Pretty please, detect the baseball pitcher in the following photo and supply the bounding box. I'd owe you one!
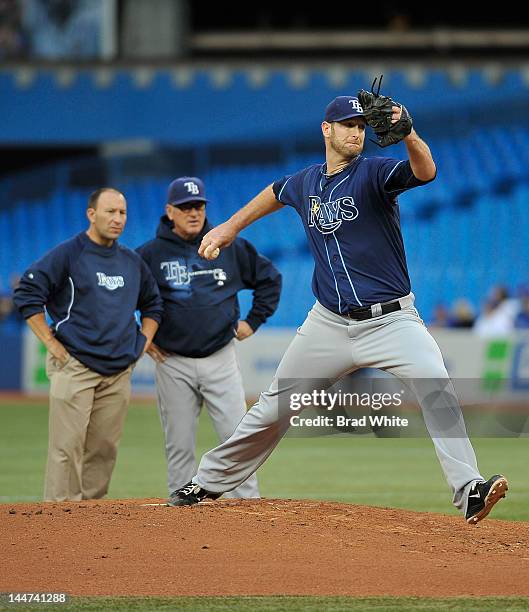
[168,84,508,524]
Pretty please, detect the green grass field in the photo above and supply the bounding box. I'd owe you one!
[1,401,528,611]
[1,401,528,521]
[2,595,529,611]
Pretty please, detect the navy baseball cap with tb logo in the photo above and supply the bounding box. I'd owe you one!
[324,96,365,122]
[167,177,208,206]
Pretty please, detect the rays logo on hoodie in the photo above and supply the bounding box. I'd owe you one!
[96,272,124,291]
[161,260,190,286]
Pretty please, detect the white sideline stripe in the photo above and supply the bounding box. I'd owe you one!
[55,276,74,331]
[0,498,171,505]
[0,496,41,502]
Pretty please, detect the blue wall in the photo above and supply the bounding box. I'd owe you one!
[2,67,528,145]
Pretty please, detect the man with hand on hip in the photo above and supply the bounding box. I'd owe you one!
[137,177,281,504]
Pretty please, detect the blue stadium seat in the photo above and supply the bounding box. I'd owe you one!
[3,111,529,324]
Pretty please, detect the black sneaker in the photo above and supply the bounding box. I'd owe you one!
[168,481,221,507]
[465,475,508,525]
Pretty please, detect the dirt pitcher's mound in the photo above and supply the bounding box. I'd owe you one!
[1,498,529,597]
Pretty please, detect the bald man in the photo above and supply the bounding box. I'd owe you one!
[14,188,163,501]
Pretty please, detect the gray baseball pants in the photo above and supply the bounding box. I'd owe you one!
[155,340,259,499]
[194,297,483,514]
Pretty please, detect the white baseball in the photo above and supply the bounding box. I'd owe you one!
[204,244,220,259]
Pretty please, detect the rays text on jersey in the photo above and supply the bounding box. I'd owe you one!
[308,196,359,233]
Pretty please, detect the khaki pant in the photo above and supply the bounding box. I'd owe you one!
[44,353,133,502]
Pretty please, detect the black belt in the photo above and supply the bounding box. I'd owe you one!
[342,300,403,321]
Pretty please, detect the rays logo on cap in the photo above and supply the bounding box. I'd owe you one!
[349,99,363,113]
[324,96,365,122]
[184,181,200,195]
[167,176,207,206]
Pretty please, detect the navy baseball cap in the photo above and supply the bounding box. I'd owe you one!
[167,177,207,206]
[324,96,365,123]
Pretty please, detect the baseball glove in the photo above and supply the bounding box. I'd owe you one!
[358,75,413,148]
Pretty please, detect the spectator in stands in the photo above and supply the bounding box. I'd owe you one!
[473,285,518,337]
[0,0,27,59]
[514,286,529,329]
[450,298,475,329]
[386,10,411,32]
[0,275,23,329]
[429,302,450,328]
[21,0,102,59]
[0,293,15,324]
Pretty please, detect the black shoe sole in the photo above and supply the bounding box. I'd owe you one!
[466,477,509,525]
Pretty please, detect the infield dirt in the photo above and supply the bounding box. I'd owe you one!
[1,498,528,597]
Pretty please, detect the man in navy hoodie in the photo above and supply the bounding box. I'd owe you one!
[14,188,163,501]
[137,177,281,503]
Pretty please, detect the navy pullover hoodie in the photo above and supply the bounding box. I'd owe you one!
[136,217,282,358]
[14,232,163,375]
